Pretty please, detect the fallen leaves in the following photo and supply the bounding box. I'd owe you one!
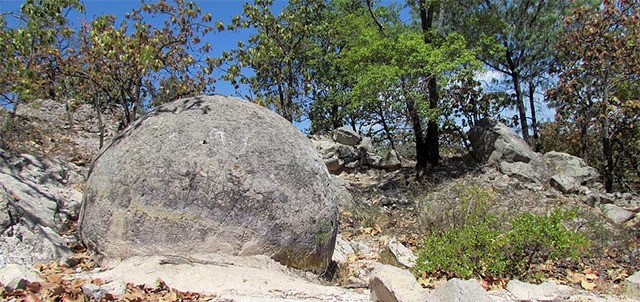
[567,268,599,290]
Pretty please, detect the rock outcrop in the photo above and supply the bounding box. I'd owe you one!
[79,95,339,272]
[469,117,640,226]
[469,117,547,183]
[0,148,84,269]
[312,131,401,174]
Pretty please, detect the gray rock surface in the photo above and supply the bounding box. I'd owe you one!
[0,263,43,290]
[600,204,635,224]
[468,118,541,165]
[544,151,600,186]
[0,149,83,268]
[369,264,430,302]
[83,255,368,302]
[499,161,545,183]
[387,237,416,268]
[625,271,640,300]
[506,280,569,302]
[79,95,338,272]
[432,278,493,302]
[332,127,362,146]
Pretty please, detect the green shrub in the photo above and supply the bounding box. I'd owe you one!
[415,207,589,279]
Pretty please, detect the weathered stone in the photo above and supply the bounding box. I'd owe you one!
[625,271,640,300]
[335,144,359,163]
[600,204,635,224]
[332,234,355,265]
[0,150,78,268]
[506,280,569,302]
[387,238,416,268]
[0,264,43,290]
[84,255,369,302]
[550,174,579,194]
[79,95,338,272]
[499,161,545,183]
[325,155,341,173]
[357,137,373,156]
[332,127,361,146]
[369,264,431,302]
[544,151,600,189]
[369,150,402,171]
[468,117,540,165]
[431,278,492,302]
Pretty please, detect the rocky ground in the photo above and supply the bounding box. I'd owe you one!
[1,99,639,301]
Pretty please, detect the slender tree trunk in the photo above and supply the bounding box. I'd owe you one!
[506,49,529,143]
[406,96,428,170]
[96,101,105,149]
[528,80,540,151]
[419,0,440,168]
[602,85,614,192]
[580,95,593,163]
[512,72,529,143]
[426,76,439,166]
[377,107,398,155]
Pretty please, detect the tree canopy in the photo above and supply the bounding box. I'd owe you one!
[1,0,638,190]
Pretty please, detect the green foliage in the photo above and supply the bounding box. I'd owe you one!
[0,0,84,107]
[223,0,327,122]
[415,200,589,279]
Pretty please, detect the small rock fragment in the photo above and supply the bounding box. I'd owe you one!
[369,264,430,302]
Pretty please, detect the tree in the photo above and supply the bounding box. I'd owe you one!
[0,0,83,116]
[223,0,327,123]
[66,0,217,146]
[550,0,640,192]
[457,0,569,145]
[341,1,478,171]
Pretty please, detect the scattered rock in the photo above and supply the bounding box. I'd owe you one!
[332,234,356,265]
[431,278,493,302]
[506,279,570,302]
[625,271,640,300]
[79,95,339,272]
[369,264,430,302]
[500,161,545,183]
[81,281,126,300]
[387,237,416,268]
[599,204,635,224]
[332,127,362,146]
[311,132,401,173]
[0,264,43,290]
[550,174,580,194]
[468,117,541,165]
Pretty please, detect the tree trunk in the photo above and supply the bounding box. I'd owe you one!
[602,85,614,192]
[512,72,529,143]
[506,50,529,143]
[419,0,440,168]
[528,80,540,151]
[602,118,613,192]
[426,76,439,166]
[403,79,428,170]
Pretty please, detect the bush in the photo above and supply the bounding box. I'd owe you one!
[415,207,589,279]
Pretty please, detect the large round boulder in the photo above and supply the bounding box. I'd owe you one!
[79,95,338,272]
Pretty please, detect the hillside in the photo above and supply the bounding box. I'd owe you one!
[1,98,639,302]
